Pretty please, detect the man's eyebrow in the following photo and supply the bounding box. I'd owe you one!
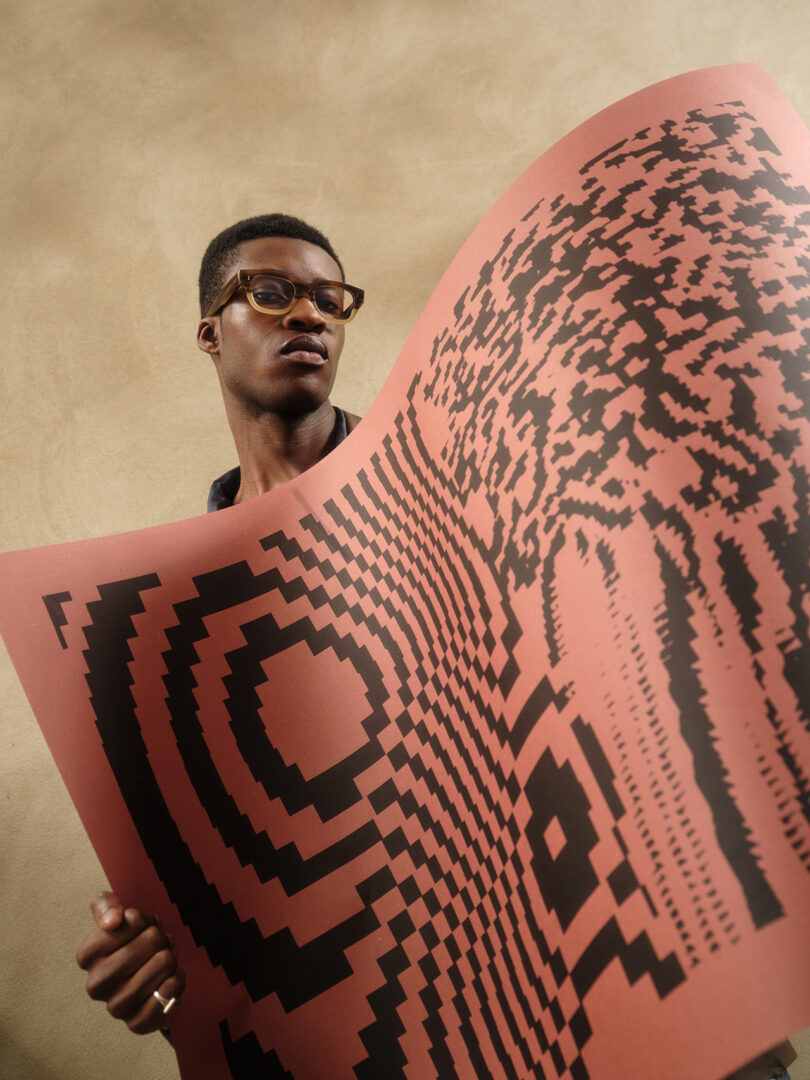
[247,270,343,282]
[246,268,344,284]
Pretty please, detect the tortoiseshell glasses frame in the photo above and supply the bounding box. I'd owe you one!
[204,269,365,323]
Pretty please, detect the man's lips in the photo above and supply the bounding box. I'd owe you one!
[279,334,328,365]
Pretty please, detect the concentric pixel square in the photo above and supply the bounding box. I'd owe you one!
[2,65,810,1080]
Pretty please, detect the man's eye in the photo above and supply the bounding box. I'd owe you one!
[253,289,287,307]
[316,289,345,316]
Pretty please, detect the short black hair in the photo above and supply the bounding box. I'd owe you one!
[198,213,344,315]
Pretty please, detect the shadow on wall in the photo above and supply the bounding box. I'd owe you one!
[790,1026,810,1080]
[0,1030,76,1080]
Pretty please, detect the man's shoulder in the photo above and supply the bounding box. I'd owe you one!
[343,410,362,434]
[207,466,241,513]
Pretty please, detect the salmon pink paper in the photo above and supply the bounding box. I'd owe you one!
[2,64,809,1079]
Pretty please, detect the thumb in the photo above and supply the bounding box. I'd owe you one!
[90,891,125,930]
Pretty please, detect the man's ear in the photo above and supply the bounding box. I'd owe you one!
[197,317,220,356]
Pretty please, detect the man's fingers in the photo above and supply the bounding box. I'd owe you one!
[76,894,185,1036]
[126,970,185,1036]
[104,941,177,1021]
[76,908,157,969]
[84,923,171,1002]
[90,891,124,931]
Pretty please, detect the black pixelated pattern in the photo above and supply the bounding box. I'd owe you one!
[24,88,810,1078]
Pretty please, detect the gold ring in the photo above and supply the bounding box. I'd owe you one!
[152,990,177,1015]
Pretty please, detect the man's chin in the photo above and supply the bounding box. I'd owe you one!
[252,390,334,418]
[223,371,337,420]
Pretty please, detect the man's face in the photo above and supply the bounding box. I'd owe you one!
[199,236,347,417]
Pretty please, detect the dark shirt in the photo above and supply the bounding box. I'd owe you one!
[206,407,349,512]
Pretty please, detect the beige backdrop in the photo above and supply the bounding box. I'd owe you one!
[2,2,810,1077]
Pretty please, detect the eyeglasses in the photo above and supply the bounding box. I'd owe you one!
[204,269,365,323]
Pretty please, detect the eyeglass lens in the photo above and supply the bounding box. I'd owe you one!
[249,275,355,320]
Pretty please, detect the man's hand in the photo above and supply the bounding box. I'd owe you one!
[75,891,185,1035]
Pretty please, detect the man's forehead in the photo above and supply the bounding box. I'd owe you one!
[233,236,342,281]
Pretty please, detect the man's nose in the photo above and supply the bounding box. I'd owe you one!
[281,295,325,329]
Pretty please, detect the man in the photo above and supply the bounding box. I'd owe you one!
[196,214,363,508]
[75,211,364,1035]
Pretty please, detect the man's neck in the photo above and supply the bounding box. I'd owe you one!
[226,402,339,503]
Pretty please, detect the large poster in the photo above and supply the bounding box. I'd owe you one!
[1,64,809,1079]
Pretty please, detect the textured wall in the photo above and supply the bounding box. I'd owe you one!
[2,2,810,1077]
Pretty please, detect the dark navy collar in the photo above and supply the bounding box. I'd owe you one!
[207,406,349,512]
